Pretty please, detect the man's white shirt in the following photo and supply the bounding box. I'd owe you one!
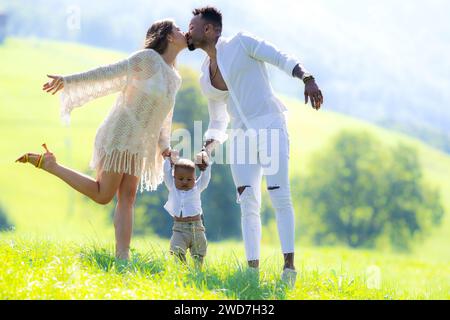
[200,31,306,143]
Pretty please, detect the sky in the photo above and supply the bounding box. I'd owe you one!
[1,0,449,147]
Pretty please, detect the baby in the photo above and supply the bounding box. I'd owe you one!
[163,150,211,267]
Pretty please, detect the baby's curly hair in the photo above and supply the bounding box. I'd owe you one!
[174,158,196,173]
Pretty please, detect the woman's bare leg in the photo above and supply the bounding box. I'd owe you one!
[20,151,143,260]
[23,152,123,205]
[114,173,139,260]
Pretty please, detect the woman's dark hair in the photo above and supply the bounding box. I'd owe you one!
[192,6,222,31]
[144,19,175,54]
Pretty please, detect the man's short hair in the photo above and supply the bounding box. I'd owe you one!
[192,6,222,31]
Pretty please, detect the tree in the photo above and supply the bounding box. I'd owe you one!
[301,130,444,250]
[0,204,13,232]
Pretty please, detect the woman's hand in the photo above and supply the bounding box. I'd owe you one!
[42,75,64,95]
[161,148,171,158]
[170,150,180,165]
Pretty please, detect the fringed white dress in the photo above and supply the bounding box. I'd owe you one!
[60,49,181,192]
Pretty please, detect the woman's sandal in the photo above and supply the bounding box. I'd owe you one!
[15,143,50,169]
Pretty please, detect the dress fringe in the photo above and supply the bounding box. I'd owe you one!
[90,148,164,193]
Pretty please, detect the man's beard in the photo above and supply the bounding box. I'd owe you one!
[186,34,196,51]
[187,43,196,51]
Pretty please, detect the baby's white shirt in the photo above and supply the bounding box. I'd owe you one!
[162,158,211,217]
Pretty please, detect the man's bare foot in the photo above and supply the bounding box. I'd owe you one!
[248,260,259,268]
[283,252,295,270]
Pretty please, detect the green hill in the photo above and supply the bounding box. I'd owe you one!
[0,38,449,258]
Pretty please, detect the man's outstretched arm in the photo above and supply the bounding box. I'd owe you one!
[238,32,324,110]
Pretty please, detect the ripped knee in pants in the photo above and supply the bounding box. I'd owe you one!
[236,185,255,205]
[237,185,251,195]
[267,185,294,211]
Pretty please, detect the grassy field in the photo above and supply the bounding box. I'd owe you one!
[0,38,449,299]
[1,234,449,300]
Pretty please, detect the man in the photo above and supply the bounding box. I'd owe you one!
[186,6,323,287]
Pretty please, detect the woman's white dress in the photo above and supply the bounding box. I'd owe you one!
[60,49,181,192]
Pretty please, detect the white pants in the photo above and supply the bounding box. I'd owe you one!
[229,114,295,261]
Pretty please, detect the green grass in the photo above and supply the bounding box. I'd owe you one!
[1,38,449,299]
[1,234,448,299]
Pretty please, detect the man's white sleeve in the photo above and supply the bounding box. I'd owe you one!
[204,98,229,144]
[238,32,307,77]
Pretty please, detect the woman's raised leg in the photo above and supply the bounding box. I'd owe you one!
[19,151,123,205]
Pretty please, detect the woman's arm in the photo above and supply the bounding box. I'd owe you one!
[158,107,174,152]
[59,56,130,124]
[43,50,155,124]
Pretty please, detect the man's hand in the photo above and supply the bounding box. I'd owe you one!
[292,64,324,111]
[195,151,209,171]
[195,139,217,171]
[304,79,323,111]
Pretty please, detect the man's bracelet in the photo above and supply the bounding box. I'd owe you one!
[202,139,215,152]
[302,75,315,84]
[201,145,210,156]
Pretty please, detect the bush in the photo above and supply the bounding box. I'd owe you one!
[300,130,444,250]
[0,205,13,232]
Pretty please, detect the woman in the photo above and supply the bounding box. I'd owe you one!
[16,19,187,260]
